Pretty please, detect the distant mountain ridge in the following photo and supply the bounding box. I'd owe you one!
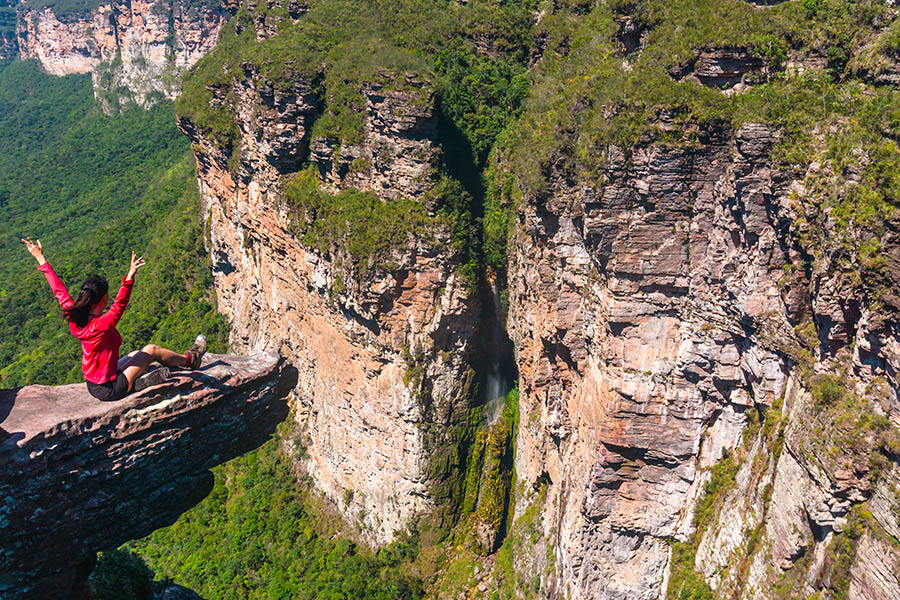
[7,0,232,111]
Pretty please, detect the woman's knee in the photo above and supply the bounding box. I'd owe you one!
[141,343,159,355]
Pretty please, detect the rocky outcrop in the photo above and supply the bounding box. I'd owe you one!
[182,66,479,544]
[676,47,768,90]
[16,0,231,111]
[0,353,295,600]
[504,118,900,599]
[309,75,441,200]
[157,583,206,600]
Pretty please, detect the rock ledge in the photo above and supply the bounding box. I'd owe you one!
[0,352,295,600]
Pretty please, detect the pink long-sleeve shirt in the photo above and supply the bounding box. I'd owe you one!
[38,262,134,384]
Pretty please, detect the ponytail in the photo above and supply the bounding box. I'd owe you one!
[64,275,108,328]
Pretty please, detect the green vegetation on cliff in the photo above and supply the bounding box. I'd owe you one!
[129,433,425,600]
[177,0,539,287]
[178,0,536,166]
[283,167,434,275]
[667,451,739,600]
[21,0,224,21]
[0,59,228,387]
[21,0,108,20]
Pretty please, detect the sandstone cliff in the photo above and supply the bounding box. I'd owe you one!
[16,0,231,111]
[134,1,900,598]
[179,55,481,543]
[501,123,898,599]
[0,353,294,599]
[484,2,900,599]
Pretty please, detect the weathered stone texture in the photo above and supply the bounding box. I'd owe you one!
[182,69,478,544]
[506,118,900,599]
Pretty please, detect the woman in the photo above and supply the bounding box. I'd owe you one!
[22,237,207,401]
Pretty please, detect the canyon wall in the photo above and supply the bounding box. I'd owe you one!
[180,67,481,544]
[7,0,888,597]
[16,0,230,111]
[171,2,900,598]
[503,120,900,598]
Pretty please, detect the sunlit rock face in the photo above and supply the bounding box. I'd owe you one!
[0,353,294,600]
[180,66,480,545]
[506,120,900,599]
[16,0,231,111]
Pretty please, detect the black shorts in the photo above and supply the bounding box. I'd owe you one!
[86,370,131,402]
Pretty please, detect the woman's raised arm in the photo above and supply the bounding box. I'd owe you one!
[94,251,143,329]
[23,238,74,310]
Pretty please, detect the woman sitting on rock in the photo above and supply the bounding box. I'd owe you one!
[22,237,207,401]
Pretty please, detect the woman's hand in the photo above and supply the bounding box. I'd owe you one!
[21,238,46,265]
[126,251,146,281]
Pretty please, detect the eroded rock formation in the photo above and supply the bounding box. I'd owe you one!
[677,47,769,90]
[0,353,294,599]
[16,0,231,111]
[182,66,479,544]
[502,116,900,598]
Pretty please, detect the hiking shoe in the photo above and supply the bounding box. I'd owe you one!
[185,334,207,370]
[133,367,171,392]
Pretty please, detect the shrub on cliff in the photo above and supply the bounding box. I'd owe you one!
[282,167,434,276]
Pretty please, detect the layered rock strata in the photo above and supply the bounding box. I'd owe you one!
[17,0,230,110]
[678,47,769,89]
[0,352,294,600]
[505,121,900,599]
[182,69,478,544]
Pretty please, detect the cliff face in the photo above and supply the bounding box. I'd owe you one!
[505,123,895,598]
[160,1,900,598]
[16,0,230,111]
[496,6,900,599]
[0,353,293,600]
[181,65,479,544]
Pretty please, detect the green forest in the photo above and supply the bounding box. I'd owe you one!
[126,433,425,600]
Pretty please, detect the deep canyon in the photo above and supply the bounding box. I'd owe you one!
[3,0,900,599]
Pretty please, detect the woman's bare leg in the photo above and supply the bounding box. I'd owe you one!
[143,344,188,368]
[122,343,187,390]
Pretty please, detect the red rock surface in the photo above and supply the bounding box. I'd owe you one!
[0,353,294,600]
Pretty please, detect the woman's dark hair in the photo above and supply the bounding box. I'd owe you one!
[64,275,108,328]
